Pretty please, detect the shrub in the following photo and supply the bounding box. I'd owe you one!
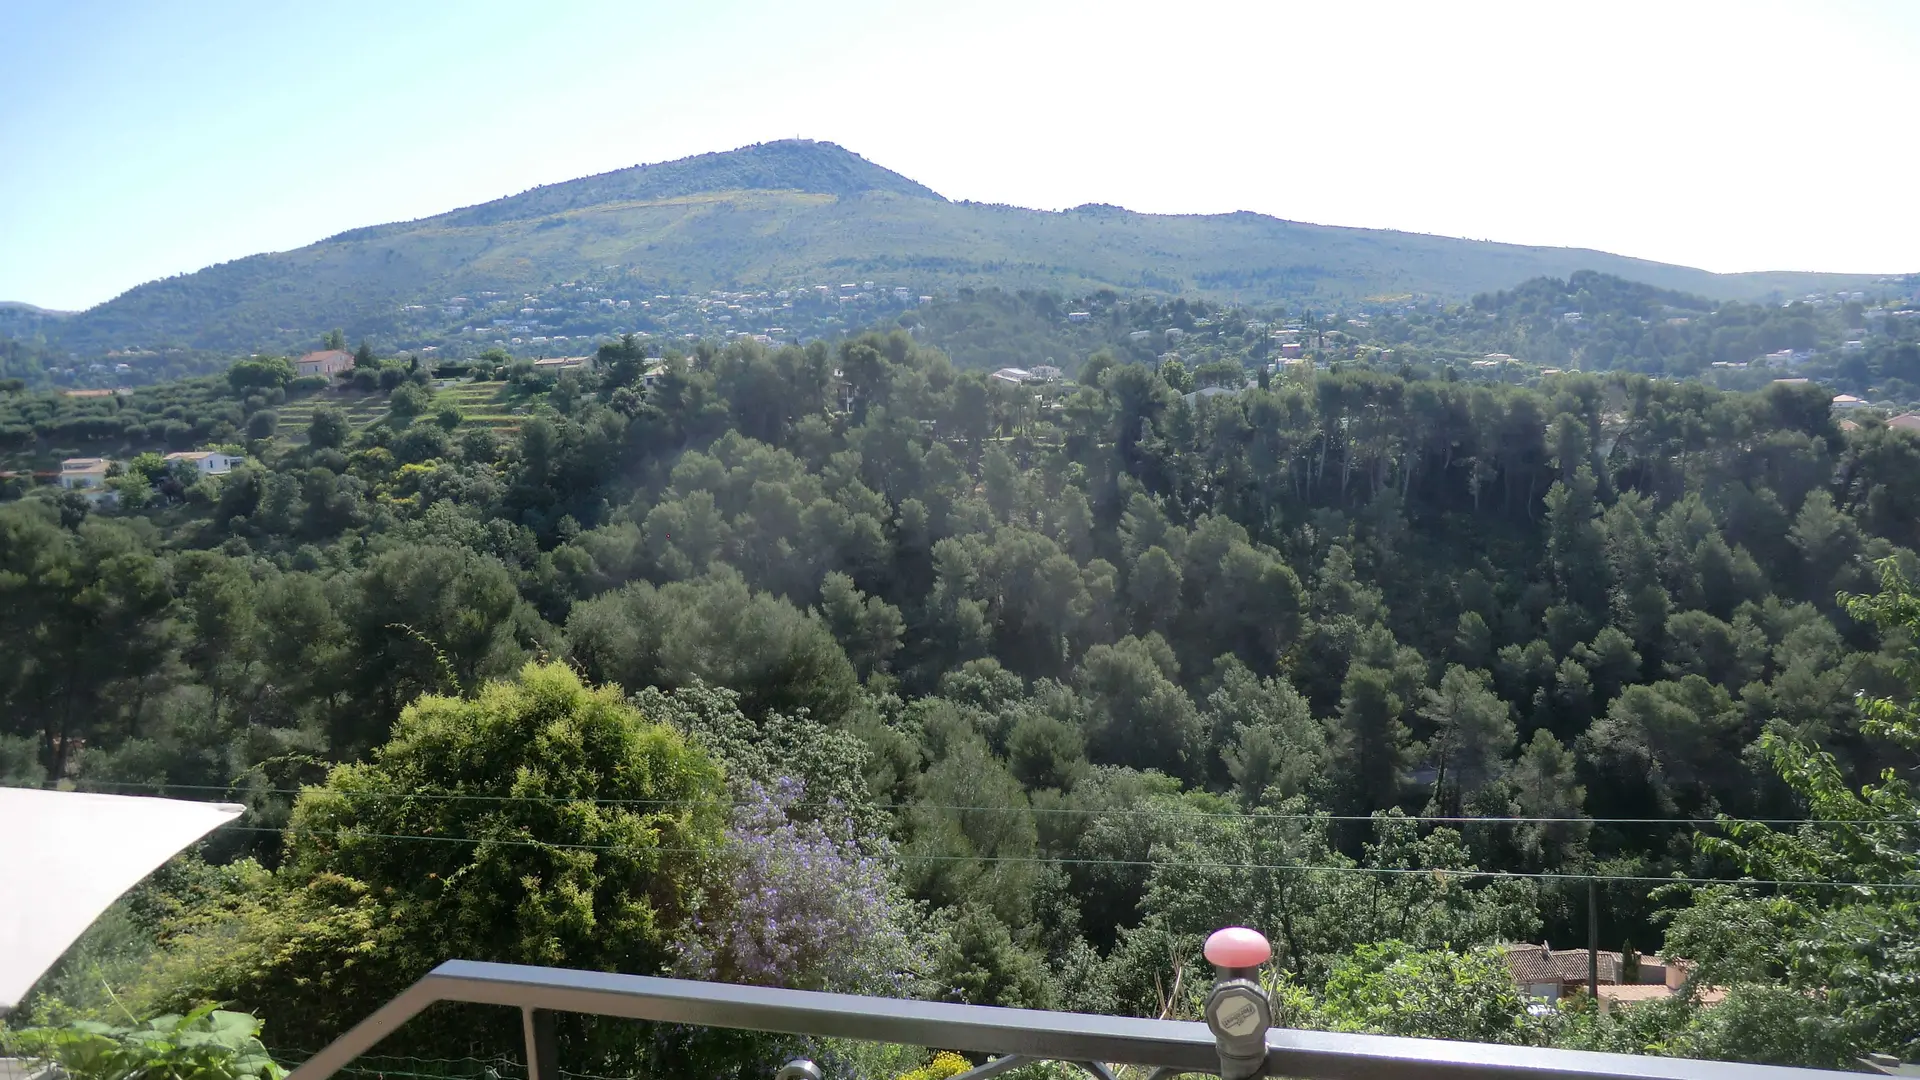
[388,382,430,418]
[139,663,727,1055]
[306,405,349,449]
[1312,942,1539,1045]
[670,778,918,994]
[6,1005,287,1080]
[896,1052,973,1080]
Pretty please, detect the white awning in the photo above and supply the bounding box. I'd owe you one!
[0,788,242,1011]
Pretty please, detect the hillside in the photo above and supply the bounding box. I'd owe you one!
[25,140,1891,356]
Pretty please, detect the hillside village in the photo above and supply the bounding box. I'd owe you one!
[14,275,1920,514]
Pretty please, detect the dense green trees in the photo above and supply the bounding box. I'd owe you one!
[9,317,1920,1069]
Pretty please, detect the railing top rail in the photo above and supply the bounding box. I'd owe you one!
[286,960,1862,1080]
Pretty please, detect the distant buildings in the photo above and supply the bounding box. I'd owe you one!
[1832,394,1869,411]
[532,356,593,372]
[296,349,356,378]
[1888,413,1920,433]
[1182,385,1235,406]
[990,367,1031,386]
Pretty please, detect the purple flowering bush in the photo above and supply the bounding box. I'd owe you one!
[672,777,922,994]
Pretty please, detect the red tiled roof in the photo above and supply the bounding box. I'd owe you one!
[1504,943,1622,984]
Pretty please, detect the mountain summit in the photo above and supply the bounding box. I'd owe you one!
[360,140,945,237]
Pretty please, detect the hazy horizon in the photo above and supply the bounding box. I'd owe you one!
[5,0,1919,311]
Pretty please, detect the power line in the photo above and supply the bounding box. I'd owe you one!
[212,823,1920,892]
[56,780,1917,829]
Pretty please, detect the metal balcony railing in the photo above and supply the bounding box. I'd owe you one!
[285,959,1861,1080]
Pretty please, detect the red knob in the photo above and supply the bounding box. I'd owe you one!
[1205,927,1272,969]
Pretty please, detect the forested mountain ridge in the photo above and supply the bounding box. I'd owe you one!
[17,140,1890,357]
[5,330,1920,1068]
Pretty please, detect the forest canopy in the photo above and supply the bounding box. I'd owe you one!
[5,320,1920,1074]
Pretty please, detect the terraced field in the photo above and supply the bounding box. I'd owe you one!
[276,391,390,441]
[274,380,526,445]
[439,381,524,434]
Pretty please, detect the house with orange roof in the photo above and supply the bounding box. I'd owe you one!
[1503,942,1715,1012]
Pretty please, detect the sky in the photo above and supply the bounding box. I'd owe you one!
[3,0,1919,312]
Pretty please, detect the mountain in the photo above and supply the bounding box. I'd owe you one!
[0,301,74,338]
[21,140,1890,355]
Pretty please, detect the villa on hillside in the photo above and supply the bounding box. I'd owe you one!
[296,349,356,377]
[533,355,594,372]
[164,450,244,478]
[57,457,118,507]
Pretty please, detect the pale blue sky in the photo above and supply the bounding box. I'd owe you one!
[4,0,1919,311]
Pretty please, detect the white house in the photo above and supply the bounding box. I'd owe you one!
[58,457,110,490]
[164,450,243,478]
[990,367,1032,386]
[1832,394,1869,411]
[58,458,118,507]
[532,355,594,372]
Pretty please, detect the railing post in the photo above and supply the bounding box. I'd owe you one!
[522,1007,558,1080]
[1588,877,1600,1002]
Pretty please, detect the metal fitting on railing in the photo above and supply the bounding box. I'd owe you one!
[1202,927,1273,1080]
[776,1059,823,1080]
